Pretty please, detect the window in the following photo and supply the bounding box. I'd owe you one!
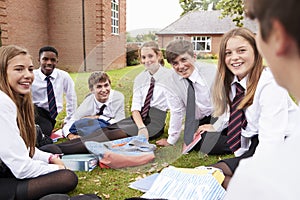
[111,0,119,35]
[174,36,184,40]
[191,36,211,52]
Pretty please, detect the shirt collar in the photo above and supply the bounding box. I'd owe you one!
[38,68,57,80]
[146,65,163,80]
[186,67,205,86]
[231,75,248,91]
[93,90,114,107]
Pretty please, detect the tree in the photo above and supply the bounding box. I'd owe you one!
[179,0,221,16]
[179,0,199,16]
[216,0,244,27]
[126,32,134,43]
[179,0,245,27]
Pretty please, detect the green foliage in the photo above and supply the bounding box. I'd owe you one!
[126,43,140,66]
[179,0,199,16]
[126,31,157,43]
[197,53,218,60]
[126,32,134,43]
[216,0,244,27]
[179,0,221,16]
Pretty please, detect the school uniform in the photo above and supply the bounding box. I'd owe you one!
[62,90,125,137]
[200,68,298,172]
[225,108,300,200]
[0,90,58,198]
[40,66,172,155]
[32,68,77,136]
[109,66,171,139]
[165,62,216,145]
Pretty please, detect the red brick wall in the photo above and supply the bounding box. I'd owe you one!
[0,0,8,46]
[81,0,127,72]
[48,0,83,72]
[4,0,48,67]
[0,0,126,72]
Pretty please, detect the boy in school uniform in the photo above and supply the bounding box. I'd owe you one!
[63,71,125,139]
[32,46,77,136]
[156,40,216,148]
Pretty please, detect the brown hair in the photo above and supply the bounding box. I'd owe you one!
[0,45,36,157]
[139,41,165,66]
[88,71,111,91]
[212,27,264,116]
[165,40,194,64]
[245,0,300,51]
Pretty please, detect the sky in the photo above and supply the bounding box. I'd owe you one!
[126,0,183,31]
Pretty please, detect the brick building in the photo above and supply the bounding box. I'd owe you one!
[0,0,126,72]
[157,10,257,57]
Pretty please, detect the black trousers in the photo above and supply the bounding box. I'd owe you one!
[108,107,167,139]
[34,105,56,137]
[194,128,232,155]
[41,107,167,155]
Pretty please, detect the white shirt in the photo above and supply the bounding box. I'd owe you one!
[225,108,300,200]
[0,91,58,179]
[62,90,125,137]
[214,68,298,157]
[32,68,77,123]
[165,62,216,145]
[131,66,170,112]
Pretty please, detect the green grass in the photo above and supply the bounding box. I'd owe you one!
[56,61,234,199]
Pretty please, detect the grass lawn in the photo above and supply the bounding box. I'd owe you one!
[55,60,233,199]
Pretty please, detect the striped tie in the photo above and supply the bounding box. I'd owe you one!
[45,76,58,119]
[140,77,155,120]
[227,82,247,152]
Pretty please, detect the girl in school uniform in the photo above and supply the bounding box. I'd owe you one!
[0,45,78,199]
[196,27,298,188]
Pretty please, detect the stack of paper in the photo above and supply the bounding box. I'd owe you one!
[129,173,159,192]
[136,166,226,200]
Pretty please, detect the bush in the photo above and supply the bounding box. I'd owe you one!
[126,43,140,66]
[197,53,218,60]
[161,48,166,60]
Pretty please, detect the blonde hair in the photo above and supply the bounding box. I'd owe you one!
[0,45,36,157]
[213,28,264,116]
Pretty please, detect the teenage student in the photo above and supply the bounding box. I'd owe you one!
[63,71,125,139]
[225,1,300,199]
[196,27,298,189]
[41,41,170,154]
[156,39,216,147]
[0,45,78,200]
[32,46,77,136]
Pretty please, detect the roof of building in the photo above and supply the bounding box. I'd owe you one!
[157,10,257,35]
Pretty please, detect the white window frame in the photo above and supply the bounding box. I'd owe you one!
[111,0,119,35]
[191,36,211,52]
[174,36,184,40]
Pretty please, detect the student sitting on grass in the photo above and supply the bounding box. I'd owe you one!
[63,71,125,140]
[225,0,300,199]
[156,40,216,149]
[196,27,298,189]
[0,45,78,200]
